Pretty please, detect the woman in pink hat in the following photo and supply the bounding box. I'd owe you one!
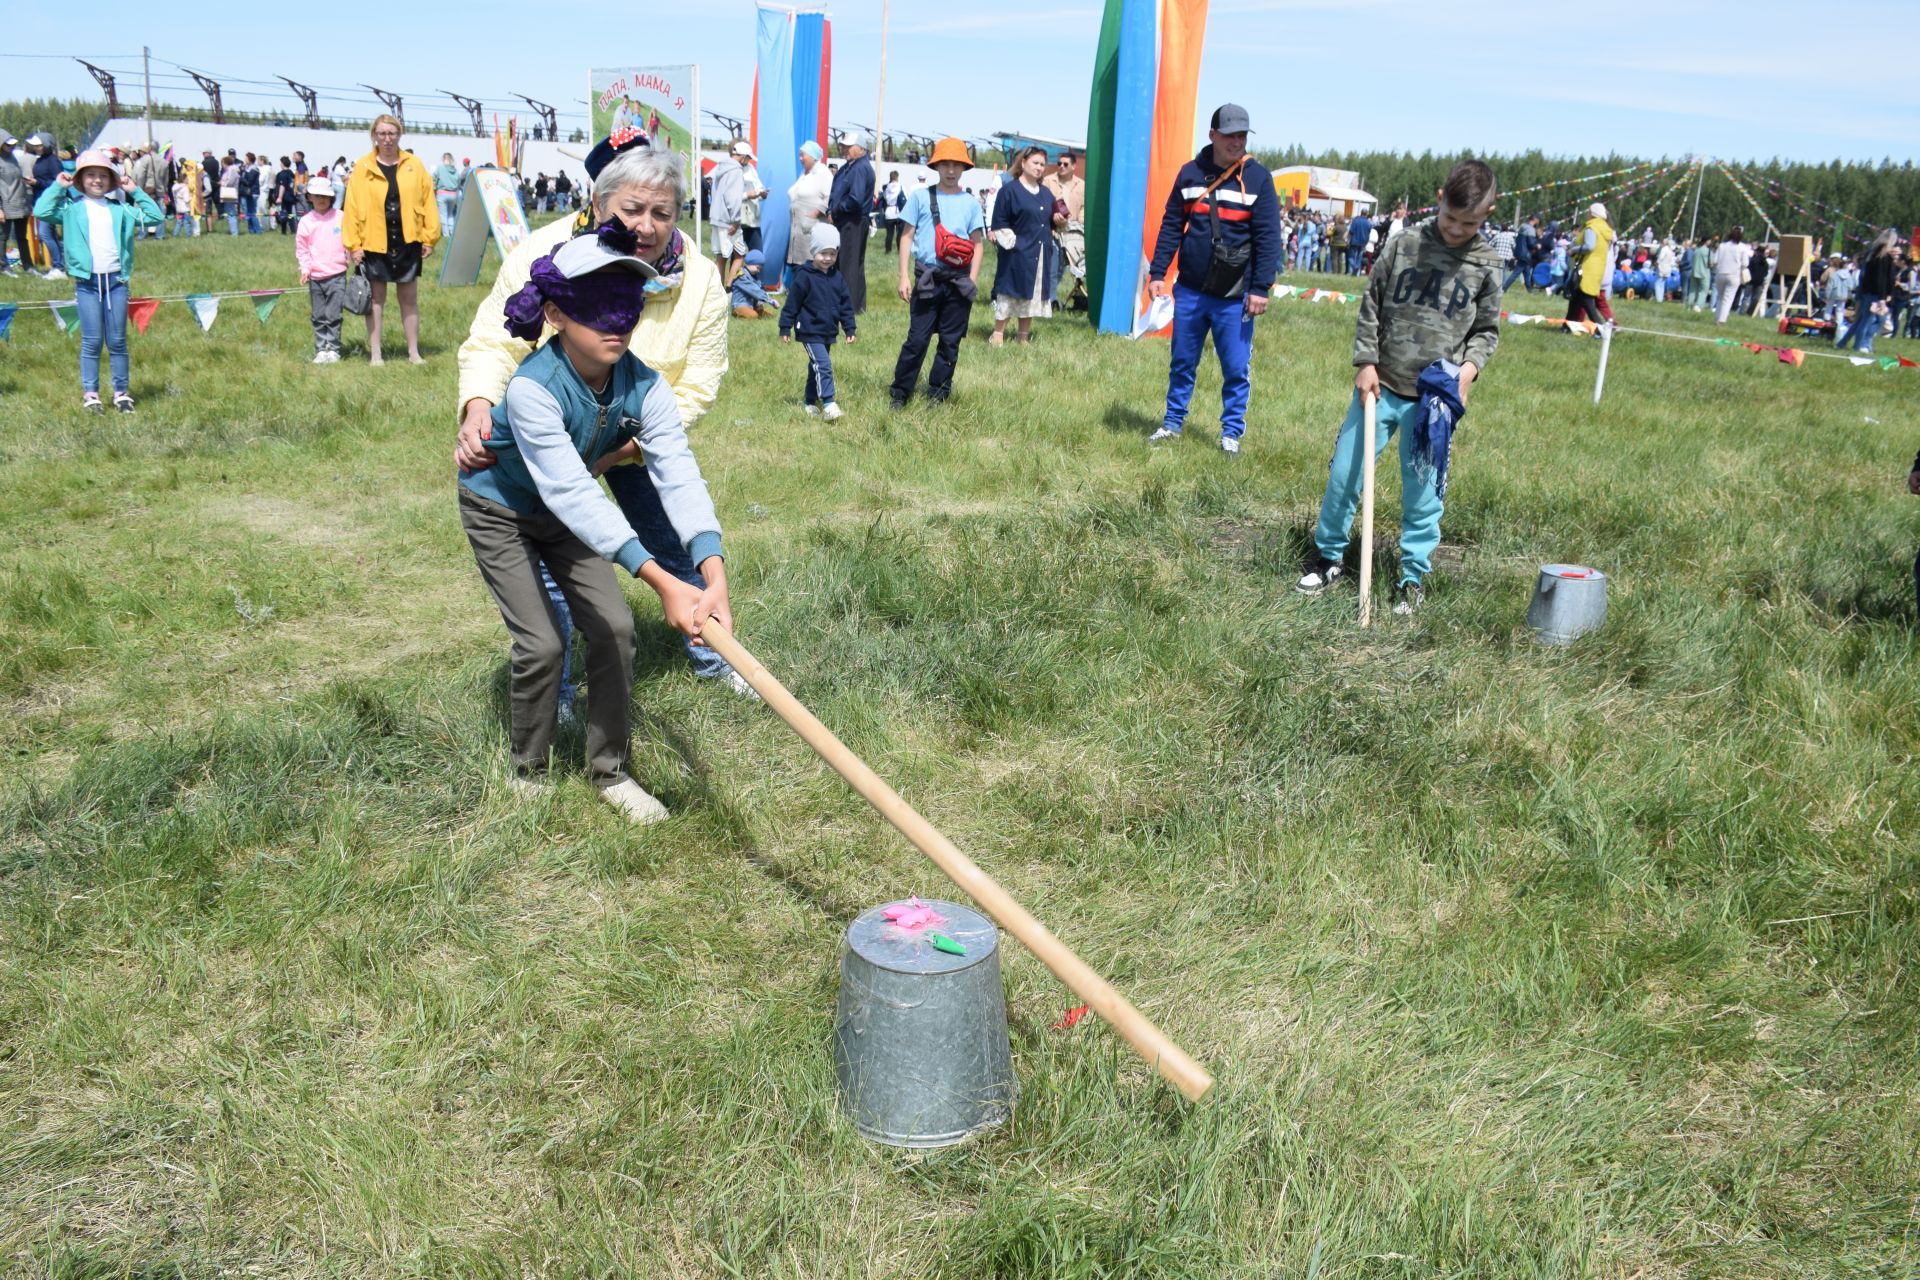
[31,149,164,412]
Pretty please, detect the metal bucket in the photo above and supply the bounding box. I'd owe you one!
[833,899,1015,1148]
[1528,563,1608,645]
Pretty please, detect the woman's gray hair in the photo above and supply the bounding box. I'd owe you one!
[594,147,685,212]
[1866,227,1900,260]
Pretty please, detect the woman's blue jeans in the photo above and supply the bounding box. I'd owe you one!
[222,201,239,235]
[538,462,731,707]
[75,272,130,395]
[243,194,261,234]
[1838,292,1884,353]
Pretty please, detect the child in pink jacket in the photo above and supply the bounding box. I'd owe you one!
[295,175,348,363]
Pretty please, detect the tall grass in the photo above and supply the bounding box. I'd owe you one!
[2,228,1916,1277]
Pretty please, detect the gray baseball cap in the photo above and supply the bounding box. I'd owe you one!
[1210,103,1253,134]
[551,233,658,281]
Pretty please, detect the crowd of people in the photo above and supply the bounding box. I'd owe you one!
[4,101,1917,810]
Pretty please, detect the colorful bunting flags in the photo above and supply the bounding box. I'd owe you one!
[186,293,220,332]
[128,297,161,335]
[0,303,13,343]
[249,290,284,323]
[50,301,78,335]
[1777,347,1804,367]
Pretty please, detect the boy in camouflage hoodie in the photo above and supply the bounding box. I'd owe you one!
[1296,159,1504,613]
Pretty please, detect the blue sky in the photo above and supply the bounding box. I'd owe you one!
[7,0,1916,165]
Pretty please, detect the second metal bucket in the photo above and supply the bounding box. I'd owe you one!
[833,899,1015,1148]
[1528,563,1608,645]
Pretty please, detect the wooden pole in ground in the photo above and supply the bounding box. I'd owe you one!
[697,619,1215,1103]
[1358,392,1377,628]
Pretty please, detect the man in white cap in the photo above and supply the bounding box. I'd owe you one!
[708,140,750,287]
[0,135,31,274]
[828,129,876,313]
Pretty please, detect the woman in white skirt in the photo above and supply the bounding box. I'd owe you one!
[987,146,1065,346]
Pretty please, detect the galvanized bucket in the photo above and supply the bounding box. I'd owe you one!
[833,899,1015,1148]
[1528,563,1608,645]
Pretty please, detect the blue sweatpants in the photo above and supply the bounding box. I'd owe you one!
[1162,283,1254,440]
[541,463,729,705]
[1312,388,1445,587]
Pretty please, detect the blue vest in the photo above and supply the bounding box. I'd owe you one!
[459,338,661,516]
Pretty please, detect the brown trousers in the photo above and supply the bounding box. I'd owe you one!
[458,488,635,786]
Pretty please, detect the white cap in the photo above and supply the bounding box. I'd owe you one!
[551,232,658,281]
[839,129,869,148]
[306,175,335,199]
[730,139,754,158]
[809,224,841,255]
[2,136,17,146]
[1589,202,1608,220]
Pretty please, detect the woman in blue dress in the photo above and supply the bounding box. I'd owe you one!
[988,146,1064,346]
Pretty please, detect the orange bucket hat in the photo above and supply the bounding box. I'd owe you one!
[929,137,971,167]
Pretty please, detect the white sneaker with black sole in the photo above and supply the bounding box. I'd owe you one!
[1295,560,1344,595]
[599,778,670,824]
[1392,582,1424,615]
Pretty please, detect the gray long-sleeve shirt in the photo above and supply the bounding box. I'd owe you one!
[504,373,722,573]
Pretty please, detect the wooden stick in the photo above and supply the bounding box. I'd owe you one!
[698,619,1215,1103]
[1358,391,1377,628]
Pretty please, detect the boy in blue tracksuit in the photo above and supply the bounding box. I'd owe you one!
[780,223,857,421]
[458,227,733,824]
[1296,159,1504,615]
[1145,103,1282,456]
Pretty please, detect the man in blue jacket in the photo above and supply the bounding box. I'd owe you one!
[29,135,67,276]
[1146,104,1280,455]
[829,130,876,315]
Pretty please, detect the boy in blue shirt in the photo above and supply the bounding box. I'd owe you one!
[780,223,857,421]
[890,137,984,407]
[458,226,733,824]
[730,248,777,318]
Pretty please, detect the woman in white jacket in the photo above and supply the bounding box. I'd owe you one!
[1710,226,1749,324]
[784,140,832,290]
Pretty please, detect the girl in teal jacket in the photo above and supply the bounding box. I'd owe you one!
[32,149,164,412]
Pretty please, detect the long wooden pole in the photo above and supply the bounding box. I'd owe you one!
[1358,392,1377,628]
[698,619,1215,1103]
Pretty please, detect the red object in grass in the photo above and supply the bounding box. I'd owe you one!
[1053,1004,1092,1030]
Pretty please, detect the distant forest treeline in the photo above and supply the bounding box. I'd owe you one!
[1257,144,1918,246]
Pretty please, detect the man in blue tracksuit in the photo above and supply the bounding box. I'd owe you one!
[1146,103,1281,455]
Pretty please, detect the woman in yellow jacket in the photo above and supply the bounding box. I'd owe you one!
[1563,201,1615,330]
[341,114,441,364]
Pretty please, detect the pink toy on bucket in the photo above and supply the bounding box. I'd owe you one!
[882,897,945,931]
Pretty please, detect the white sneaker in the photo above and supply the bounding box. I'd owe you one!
[312,352,329,364]
[599,778,669,824]
[713,667,764,701]
[821,401,844,421]
[1148,427,1181,444]
[803,404,820,417]
[322,351,341,364]
[506,774,549,799]
[1220,436,1241,455]
[1295,560,1344,595]
[44,268,66,280]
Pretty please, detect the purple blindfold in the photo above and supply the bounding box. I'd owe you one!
[503,221,648,341]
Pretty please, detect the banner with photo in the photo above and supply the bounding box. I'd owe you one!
[590,67,698,159]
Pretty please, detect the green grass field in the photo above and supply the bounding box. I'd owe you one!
[3,224,1917,1278]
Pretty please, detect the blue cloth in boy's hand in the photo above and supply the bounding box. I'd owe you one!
[1413,360,1466,500]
